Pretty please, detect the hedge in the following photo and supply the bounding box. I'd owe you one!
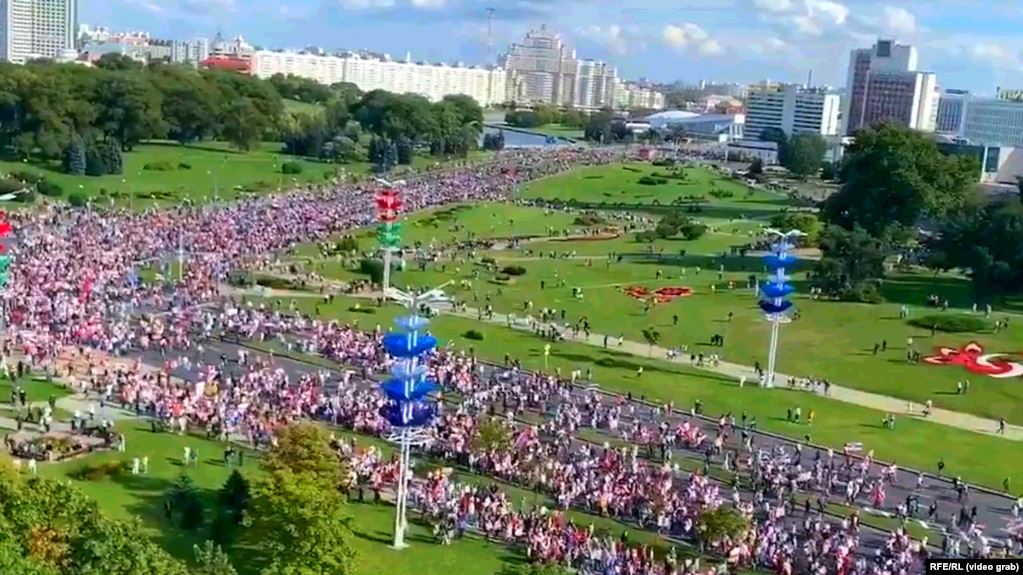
[463,330,485,341]
[908,314,992,333]
[501,265,527,276]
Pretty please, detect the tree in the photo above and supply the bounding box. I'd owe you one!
[93,71,167,150]
[192,541,238,575]
[821,124,979,238]
[221,97,265,151]
[167,473,205,530]
[783,133,827,178]
[696,506,749,551]
[210,470,251,547]
[927,197,1023,302]
[395,136,413,165]
[769,211,822,245]
[84,143,107,176]
[246,462,357,575]
[62,134,87,175]
[471,417,512,452]
[747,157,763,176]
[100,138,123,175]
[813,226,887,300]
[641,327,660,355]
[759,127,788,164]
[261,422,343,487]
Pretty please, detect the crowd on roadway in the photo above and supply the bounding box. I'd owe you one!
[0,147,1010,574]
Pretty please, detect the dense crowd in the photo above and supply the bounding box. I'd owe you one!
[0,147,1004,574]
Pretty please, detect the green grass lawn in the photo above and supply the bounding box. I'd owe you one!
[1,141,493,210]
[283,98,324,116]
[280,163,1023,425]
[36,417,711,575]
[247,293,1023,493]
[0,377,71,404]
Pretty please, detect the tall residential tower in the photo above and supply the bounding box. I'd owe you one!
[0,0,77,63]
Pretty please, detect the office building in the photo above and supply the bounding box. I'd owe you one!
[1,0,77,63]
[251,50,509,107]
[574,58,617,109]
[960,97,1023,148]
[746,84,841,139]
[843,39,939,135]
[935,89,970,134]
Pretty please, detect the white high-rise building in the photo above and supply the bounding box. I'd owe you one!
[746,84,841,139]
[843,39,939,135]
[502,26,580,107]
[574,58,617,109]
[251,50,509,108]
[1,0,77,64]
[171,37,209,67]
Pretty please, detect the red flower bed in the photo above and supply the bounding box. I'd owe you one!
[623,286,693,303]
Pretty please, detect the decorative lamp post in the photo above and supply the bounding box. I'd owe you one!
[379,281,452,550]
[757,229,805,388]
[0,212,12,337]
[375,178,406,300]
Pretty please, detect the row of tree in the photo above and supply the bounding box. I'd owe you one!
[802,123,1018,302]
[758,128,830,178]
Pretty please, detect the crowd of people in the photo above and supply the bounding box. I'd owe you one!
[0,147,1007,574]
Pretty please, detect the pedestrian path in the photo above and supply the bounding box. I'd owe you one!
[446,307,1023,441]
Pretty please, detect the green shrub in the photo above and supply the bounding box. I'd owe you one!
[708,188,735,199]
[69,460,127,481]
[142,161,176,171]
[36,179,63,197]
[347,305,375,314]
[282,161,304,175]
[254,276,300,290]
[573,212,606,226]
[908,314,992,333]
[501,265,527,276]
[678,221,708,240]
[838,282,885,304]
[0,178,24,196]
[359,258,385,283]
[335,235,360,252]
[463,329,485,341]
[480,256,497,265]
[638,175,668,186]
[177,162,192,170]
[67,192,88,208]
[651,158,676,167]
[635,230,658,243]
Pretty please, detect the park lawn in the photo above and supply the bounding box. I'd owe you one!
[531,124,584,139]
[0,376,71,404]
[288,202,598,260]
[350,248,1023,424]
[246,293,1023,492]
[283,98,323,116]
[0,142,338,209]
[36,418,712,575]
[35,424,519,575]
[520,162,790,222]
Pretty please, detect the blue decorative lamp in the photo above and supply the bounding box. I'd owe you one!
[757,229,804,388]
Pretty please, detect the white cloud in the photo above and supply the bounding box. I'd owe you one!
[338,0,395,8]
[753,0,793,14]
[748,36,788,54]
[410,0,445,8]
[806,0,848,26]
[662,23,724,56]
[882,6,916,35]
[578,24,635,55]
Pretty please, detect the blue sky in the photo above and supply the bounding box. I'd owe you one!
[85,0,1023,94]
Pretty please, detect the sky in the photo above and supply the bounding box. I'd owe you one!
[83,0,1023,94]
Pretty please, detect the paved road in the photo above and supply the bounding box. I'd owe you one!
[121,327,1018,557]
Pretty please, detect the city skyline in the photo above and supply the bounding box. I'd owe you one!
[80,0,1023,94]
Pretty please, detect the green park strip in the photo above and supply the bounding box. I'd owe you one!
[28,415,735,575]
[279,162,1023,427]
[248,293,1023,493]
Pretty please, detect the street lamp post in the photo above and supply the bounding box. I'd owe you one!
[757,229,805,387]
[380,281,451,550]
[375,178,406,301]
